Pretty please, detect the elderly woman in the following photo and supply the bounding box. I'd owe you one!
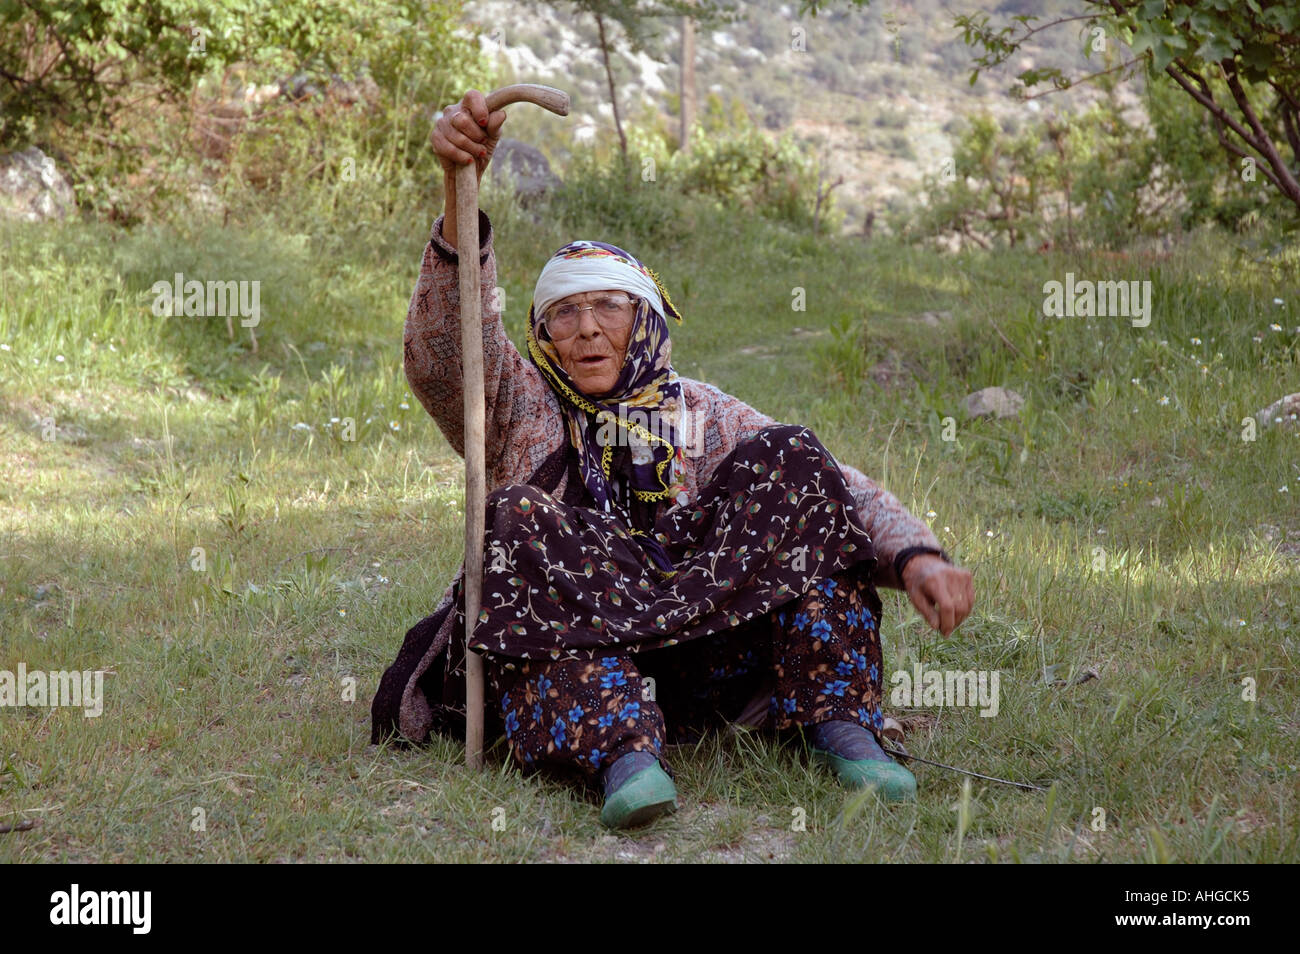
[372,90,974,828]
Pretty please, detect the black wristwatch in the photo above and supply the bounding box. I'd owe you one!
[893,546,951,583]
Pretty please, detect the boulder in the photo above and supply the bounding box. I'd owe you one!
[961,386,1024,419]
[915,310,953,327]
[1255,392,1300,430]
[490,137,563,206]
[0,147,75,222]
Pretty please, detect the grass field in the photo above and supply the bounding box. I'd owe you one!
[1,186,1297,862]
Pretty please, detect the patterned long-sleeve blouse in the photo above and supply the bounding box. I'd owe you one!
[403,210,942,598]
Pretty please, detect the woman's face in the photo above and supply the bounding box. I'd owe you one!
[545,289,634,399]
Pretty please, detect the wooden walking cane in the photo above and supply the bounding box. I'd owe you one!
[455,84,569,770]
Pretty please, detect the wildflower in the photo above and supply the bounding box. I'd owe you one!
[389,421,400,431]
[1280,486,1290,494]
[399,402,410,410]
[55,354,65,363]
[1190,337,1201,346]
[293,422,312,431]
[1270,323,1283,331]
[0,344,9,351]
[1274,298,1284,305]
[1130,377,1140,385]
[337,608,346,616]
[1158,395,1170,406]
[926,509,937,519]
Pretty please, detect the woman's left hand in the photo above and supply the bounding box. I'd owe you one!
[901,555,974,636]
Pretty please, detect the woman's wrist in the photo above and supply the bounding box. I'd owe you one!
[894,546,950,585]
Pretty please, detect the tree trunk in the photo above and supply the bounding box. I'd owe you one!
[680,8,696,153]
[595,11,628,161]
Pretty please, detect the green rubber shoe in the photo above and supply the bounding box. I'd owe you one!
[810,748,918,802]
[599,763,679,829]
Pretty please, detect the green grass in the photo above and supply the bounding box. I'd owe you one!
[1,187,1297,862]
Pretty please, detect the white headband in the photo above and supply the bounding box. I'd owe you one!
[532,254,665,323]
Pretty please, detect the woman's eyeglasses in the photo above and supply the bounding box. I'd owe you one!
[540,295,639,340]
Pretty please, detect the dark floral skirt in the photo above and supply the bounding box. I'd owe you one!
[488,562,885,779]
[472,424,877,660]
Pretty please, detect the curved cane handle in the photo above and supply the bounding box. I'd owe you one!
[484,83,570,116]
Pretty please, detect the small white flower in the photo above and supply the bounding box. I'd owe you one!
[389,420,400,431]
[292,422,312,432]
[985,530,994,538]
[330,416,340,423]
[1097,528,1107,535]
[1158,395,1170,406]
[1280,486,1290,494]
[1238,619,1247,627]
[943,526,951,533]
[0,343,9,351]
[1270,323,1283,331]
[372,562,381,568]
[926,509,937,519]
[1130,377,1140,385]
[1190,337,1201,345]
[1253,334,1264,343]
[1274,298,1284,305]
[32,357,39,365]
[399,402,410,410]
[338,608,347,616]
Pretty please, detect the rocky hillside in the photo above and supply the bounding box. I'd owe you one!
[460,0,1124,233]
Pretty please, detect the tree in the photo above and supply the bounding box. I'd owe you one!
[952,0,1300,214]
[544,0,736,162]
[679,0,696,153]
